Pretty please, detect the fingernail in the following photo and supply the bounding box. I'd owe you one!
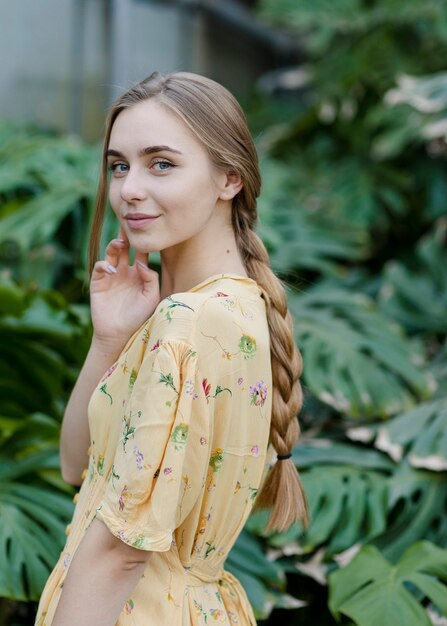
[106,264,117,274]
[136,260,147,269]
[116,238,126,243]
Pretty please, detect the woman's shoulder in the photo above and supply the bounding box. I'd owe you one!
[147,274,268,348]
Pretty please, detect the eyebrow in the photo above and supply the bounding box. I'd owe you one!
[106,145,183,158]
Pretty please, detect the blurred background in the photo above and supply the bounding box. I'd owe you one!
[1,1,447,625]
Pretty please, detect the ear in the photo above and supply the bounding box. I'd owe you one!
[218,170,243,201]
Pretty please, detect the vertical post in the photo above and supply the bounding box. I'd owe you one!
[108,0,132,104]
[70,0,88,135]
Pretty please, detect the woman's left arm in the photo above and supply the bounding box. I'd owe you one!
[52,518,152,626]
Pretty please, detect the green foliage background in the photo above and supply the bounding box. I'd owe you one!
[1,2,447,625]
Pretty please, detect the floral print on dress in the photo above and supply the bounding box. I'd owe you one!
[209,608,226,621]
[108,465,120,487]
[124,599,135,615]
[96,453,105,475]
[151,339,161,352]
[100,362,118,382]
[158,371,178,394]
[118,485,129,511]
[170,423,189,451]
[133,445,144,470]
[202,378,232,403]
[128,368,137,393]
[121,410,141,450]
[209,448,224,473]
[249,381,267,407]
[251,445,260,457]
[99,382,113,404]
[185,379,199,399]
[238,334,257,359]
[159,296,194,323]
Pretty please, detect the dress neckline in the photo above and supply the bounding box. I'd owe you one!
[186,273,260,294]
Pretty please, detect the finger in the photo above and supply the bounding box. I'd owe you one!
[104,237,129,268]
[134,249,149,268]
[91,260,118,281]
[136,260,159,292]
[118,224,129,244]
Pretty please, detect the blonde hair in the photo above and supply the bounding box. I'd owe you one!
[88,71,308,532]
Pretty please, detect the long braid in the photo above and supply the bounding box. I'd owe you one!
[234,209,309,532]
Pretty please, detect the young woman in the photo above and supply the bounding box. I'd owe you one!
[35,71,308,626]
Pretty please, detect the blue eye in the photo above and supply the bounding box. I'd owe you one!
[153,160,173,172]
[108,162,128,174]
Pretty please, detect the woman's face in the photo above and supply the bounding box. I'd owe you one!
[107,99,231,254]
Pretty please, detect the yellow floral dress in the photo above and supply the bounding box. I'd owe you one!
[35,274,273,626]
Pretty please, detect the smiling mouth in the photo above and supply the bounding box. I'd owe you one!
[124,214,160,230]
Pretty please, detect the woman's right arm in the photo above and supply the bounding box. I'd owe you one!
[59,337,125,485]
[59,230,160,485]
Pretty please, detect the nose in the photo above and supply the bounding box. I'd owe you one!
[119,168,147,203]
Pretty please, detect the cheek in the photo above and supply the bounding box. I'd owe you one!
[108,182,121,214]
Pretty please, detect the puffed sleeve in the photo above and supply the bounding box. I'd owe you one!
[94,339,210,551]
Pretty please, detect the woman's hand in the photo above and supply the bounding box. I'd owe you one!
[90,227,160,352]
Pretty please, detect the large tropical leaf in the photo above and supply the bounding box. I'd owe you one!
[373,464,447,562]
[0,444,74,601]
[378,219,447,334]
[289,284,431,417]
[375,71,447,157]
[0,124,100,286]
[226,528,304,619]
[258,158,371,277]
[328,541,447,626]
[247,441,393,566]
[0,479,73,600]
[349,396,447,471]
[0,183,93,250]
[258,0,447,98]
[348,339,447,471]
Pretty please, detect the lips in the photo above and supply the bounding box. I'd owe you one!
[124,213,160,230]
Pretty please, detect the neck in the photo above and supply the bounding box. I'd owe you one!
[159,219,247,299]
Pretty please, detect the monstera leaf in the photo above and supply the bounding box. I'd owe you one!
[379,71,447,153]
[0,448,74,600]
[378,219,447,333]
[289,284,431,417]
[0,278,89,600]
[328,541,447,626]
[226,528,304,619]
[373,463,447,562]
[0,124,102,286]
[0,281,90,421]
[349,396,447,471]
[247,441,394,561]
[258,157,369,277]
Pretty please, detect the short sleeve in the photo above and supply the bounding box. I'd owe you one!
[94,339,210,552]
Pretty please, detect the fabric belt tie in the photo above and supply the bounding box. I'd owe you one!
[184,567,225,587]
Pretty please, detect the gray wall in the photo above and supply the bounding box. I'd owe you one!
[0,0,290,140]
[0,0,201,139]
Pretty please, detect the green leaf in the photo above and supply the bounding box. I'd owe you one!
[290,285,431,417]
[258,157,371,277]
[373,464,447,562]
[379,220,447,333]
[364,397,447,470]
[0,184,91,250]
[0,277,24,316]
[293,440,396,471]
[328,541,447,626]
[227,528,292,618]
[228,528,285,588]
[0,482,73,600]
